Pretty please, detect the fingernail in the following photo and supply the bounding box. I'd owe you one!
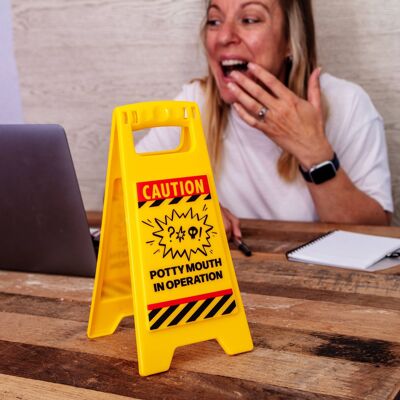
[227,82,236,91]
[247,62,255,70]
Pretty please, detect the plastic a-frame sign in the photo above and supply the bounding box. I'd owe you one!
[87,101,253,376]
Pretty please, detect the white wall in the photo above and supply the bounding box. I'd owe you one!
[11,0,400,224]
[0,0,22,122]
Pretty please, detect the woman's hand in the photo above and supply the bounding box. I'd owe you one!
[226,62,389,225]
[227,62,333,169]
[220,204,241,241]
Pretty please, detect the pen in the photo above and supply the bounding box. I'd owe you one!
[233,237,252,257]
[386,251,400,258]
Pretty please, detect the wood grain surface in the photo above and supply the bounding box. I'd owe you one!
[10,0,400,224]
[1,218,400,399]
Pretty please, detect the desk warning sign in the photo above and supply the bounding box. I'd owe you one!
[137,175,237,330]
[88,101,253,376]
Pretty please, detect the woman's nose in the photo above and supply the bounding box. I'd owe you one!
[217,21,240,45]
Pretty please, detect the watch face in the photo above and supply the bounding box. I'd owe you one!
[309,161,337,184]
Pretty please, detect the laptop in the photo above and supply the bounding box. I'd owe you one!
[0,124,97,277]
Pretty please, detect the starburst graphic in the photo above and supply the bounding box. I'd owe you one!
[149,208,214,261]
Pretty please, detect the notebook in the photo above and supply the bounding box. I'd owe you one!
[0,124,97,277]
[287,230,400,271]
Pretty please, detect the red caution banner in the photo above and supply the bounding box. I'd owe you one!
[137,175,210,202]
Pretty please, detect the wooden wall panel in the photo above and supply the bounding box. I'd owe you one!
[11,0,400,224]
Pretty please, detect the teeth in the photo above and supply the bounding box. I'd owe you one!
[220,59,248,77]
[221,59,247,66]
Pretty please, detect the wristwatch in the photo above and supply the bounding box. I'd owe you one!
[299,153,340,185]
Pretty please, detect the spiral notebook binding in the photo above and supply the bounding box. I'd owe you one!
[286,230,336,258]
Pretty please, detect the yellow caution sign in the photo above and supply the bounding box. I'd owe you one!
[87,101,253,376]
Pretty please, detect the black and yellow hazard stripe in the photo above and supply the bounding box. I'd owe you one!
[147,289,236,331]
[138,193,211,209]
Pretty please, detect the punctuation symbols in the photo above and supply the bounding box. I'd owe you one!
[188,226,198,239]
[188,226,202,240]
[149,208,214,261]
[168,226,175,242]
[169,226,186,242]
[176,227,186,243]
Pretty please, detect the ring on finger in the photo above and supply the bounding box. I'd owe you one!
[257,106,268,121]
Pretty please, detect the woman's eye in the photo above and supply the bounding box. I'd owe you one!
[242,17,260,24]
[206,18,221,27]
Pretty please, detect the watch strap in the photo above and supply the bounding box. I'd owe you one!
[299,153,340,183]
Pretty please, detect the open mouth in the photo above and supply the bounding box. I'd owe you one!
[221,60,248,77]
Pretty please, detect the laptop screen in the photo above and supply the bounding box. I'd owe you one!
[0,124,97,277]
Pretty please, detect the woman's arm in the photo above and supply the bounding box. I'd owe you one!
[306,168,390,225]
[227,63,390,225]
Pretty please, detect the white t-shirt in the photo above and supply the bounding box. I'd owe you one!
[136,73,393,221]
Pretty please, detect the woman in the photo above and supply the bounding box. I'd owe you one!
[137,0,393,240]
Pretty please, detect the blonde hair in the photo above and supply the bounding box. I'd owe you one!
[200,0,317,181]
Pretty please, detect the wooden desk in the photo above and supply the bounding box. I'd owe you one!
[1,218,400,399]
